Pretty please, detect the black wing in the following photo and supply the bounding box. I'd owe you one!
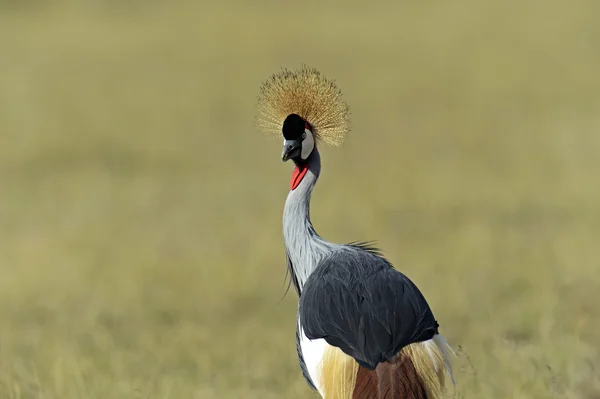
[299,249,439,370]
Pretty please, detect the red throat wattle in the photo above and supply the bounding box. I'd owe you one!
[290,164,309,190]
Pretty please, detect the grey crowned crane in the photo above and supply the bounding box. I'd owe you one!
[256,65,455,399]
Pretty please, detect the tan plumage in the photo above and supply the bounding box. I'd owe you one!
[255,65,351,147]
[399,338,450,398]
[318,344,359,399]
[315,337,454,399]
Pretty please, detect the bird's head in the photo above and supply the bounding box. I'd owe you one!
[281,113,315,165]
[255,65,351,190]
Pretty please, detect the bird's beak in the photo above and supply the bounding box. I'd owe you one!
[282,140,302,162]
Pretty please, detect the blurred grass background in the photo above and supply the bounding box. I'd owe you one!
[1,0,600,398]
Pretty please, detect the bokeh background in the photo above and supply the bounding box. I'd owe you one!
[1,0,599,398]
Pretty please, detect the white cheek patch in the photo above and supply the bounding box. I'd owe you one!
[301,130,315,160]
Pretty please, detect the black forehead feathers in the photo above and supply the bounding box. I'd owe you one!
[282,114,306,140]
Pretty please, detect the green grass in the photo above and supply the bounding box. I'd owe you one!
[1,1,599,397]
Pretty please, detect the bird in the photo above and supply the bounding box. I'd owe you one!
[255,65,455,399]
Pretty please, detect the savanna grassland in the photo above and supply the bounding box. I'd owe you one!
[1,1,599,398]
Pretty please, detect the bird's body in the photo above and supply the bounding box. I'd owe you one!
[284,146,453,398]
[255,66,454,398]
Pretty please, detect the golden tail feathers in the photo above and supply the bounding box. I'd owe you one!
[318,345,360,399]
[397,334,455,398]
[316,336,455,399]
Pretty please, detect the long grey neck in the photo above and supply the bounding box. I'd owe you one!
[283,148,335,292]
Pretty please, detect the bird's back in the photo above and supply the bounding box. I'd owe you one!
[297,244,453,398]
[300,244,439,368]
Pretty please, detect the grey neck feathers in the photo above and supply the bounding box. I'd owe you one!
[283,148,336,292]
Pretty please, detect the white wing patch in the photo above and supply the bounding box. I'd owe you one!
[299,326,328,397]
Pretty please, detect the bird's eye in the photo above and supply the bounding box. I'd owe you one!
[302,132,306,139]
